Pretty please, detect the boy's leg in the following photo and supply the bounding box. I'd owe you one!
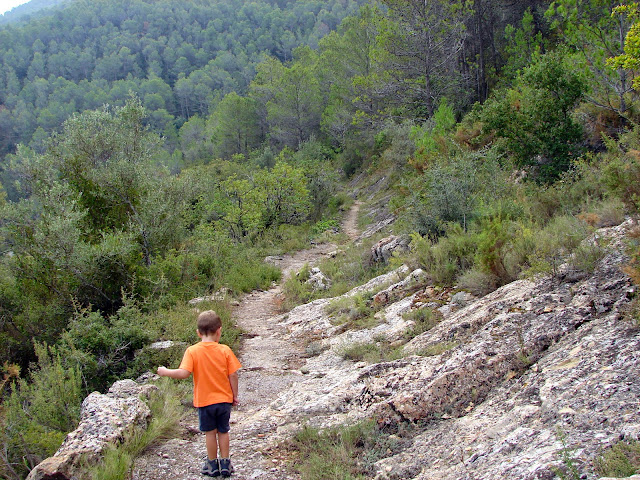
[217,431,230,458]
[205,429,219,460]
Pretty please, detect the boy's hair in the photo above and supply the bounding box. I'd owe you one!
[197,310,222,336]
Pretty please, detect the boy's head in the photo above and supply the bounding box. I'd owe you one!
[197,310,222,336]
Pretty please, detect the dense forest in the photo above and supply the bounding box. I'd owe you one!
[0,0,366,195]
[2,0,640,478]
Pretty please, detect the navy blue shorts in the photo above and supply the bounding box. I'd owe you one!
[198,403,232,433]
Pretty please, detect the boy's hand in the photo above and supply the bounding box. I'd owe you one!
[157,366,168,376]
[232,396,239,407]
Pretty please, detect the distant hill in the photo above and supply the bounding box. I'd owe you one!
[0,0,71,24]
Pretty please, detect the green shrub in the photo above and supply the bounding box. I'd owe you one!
[409,226,476,286]
[403,307,442,339]
[2,343,83,479]
[594,441,640,477]
[339,342,383,363]
[60,302,151,392]
[282,263,316,311]
[601,128,640,212]
[568,243,606,275]
[416,341,458,357]
[145,300,239,352]
[311,219,341,236]
[326,292,384,330]
[590,198,626,228]
[288,421,401,480]
[457,268,498,296]
[327,192,354,217]
[525,215,590,279]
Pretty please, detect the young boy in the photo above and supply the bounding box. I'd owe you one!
[158,310,241,477]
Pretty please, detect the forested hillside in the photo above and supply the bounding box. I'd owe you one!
[2,0,640,478]
[0,0,365,196]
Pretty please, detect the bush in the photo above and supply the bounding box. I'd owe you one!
[281,263,316,311]
[144,300,239,352]
[594,441,640,477]
[60,302,151,392]
[287,421,401,480]
[525,215,591,279]
[311,219,341,236]
[402,307,442,339]
[326,292,384,330]
[409,226,476,286]
[457,268,498,296]
[2,343,83,480]
[577,198,626,228]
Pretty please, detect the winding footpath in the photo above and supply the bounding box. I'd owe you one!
[133,202,361,480]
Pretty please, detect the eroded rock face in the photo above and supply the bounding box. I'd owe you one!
[26,380,155,480]
[244,219,639,479]
[370,235,411,264]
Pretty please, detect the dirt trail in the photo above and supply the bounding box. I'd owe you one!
[133,204,360,480]
[342,200,362,241]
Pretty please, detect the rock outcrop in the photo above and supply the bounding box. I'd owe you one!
[239,219,640,479]
[369,234,411,264]
[27,380,156,480]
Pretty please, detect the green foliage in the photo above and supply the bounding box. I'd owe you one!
[311,219,341,236]
[209,93,262,159]
[595,440,640,477]
[547,0,638,121]
[409,99,457,170]
[600,134,640,212]
[288,420,401,480]
[326,291,384,330]
[404,151,509,238]
[402,307,442,340]
[0,0,365,165]
[501,9,545,83]
[60,302,151,392]
[526,216,591,279]
[2,343,83,479]
[409,226,476,286]
[480,51,587,182]
[338,340,404,363]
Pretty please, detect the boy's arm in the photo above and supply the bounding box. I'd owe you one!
[229,371,239,406]
[157,366,191,379]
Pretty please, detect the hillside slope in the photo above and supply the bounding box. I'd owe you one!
[27,215,639,480]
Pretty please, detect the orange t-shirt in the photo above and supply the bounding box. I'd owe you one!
[179,341,242,407]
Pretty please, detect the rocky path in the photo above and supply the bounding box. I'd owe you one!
[342,201,362,241]
[133,205,360,480]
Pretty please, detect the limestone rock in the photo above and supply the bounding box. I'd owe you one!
[373,268,428,306]
[26,380,154,480]
[305,267,331,291]
[369,235,410,264]
[247,219,639,479]
[188,287,231,305]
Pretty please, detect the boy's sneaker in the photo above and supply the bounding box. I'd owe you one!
[219,458,232,477]
[201,458,220,477]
